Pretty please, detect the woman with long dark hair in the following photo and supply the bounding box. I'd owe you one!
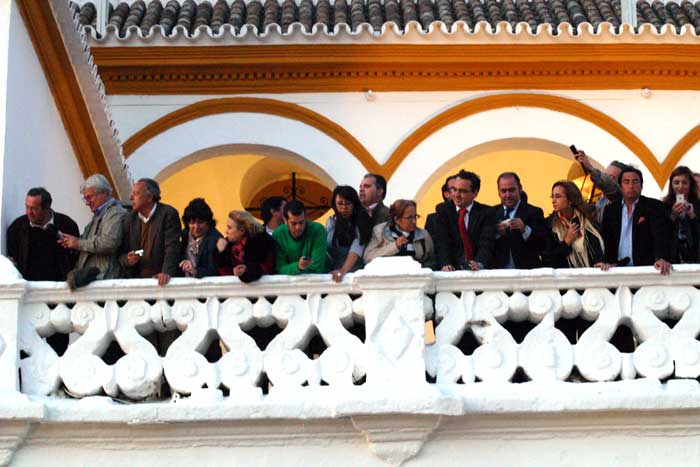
[542,181,607,269]
[661,165,699,263]
[326,185,372,282]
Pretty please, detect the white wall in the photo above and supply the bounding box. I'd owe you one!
[0,0,91,253]
[110,90,700,168]
[111,90,700,205]
[0,0,11,247]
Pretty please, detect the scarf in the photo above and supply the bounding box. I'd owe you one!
[552,209,605,268]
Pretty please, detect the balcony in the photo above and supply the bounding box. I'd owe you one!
[1,256,700,466]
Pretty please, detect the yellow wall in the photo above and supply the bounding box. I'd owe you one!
[160,154,265,231]
[416,150,576,227]
[160,154,333,230]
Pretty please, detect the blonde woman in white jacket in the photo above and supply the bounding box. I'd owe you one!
[363,199,435,268]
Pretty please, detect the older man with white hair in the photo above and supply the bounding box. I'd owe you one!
[59,174,127,287]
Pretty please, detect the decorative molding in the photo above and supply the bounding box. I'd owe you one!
[14,0,130,197]
[91,44,700,96]
[385,93,667,187]
[352,415,442,466]
[0,421,31,467]
[121,97,381,174]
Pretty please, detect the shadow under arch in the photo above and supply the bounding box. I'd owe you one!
[154,143,337,189]
[413,138,588,202]
[385,92,664,187]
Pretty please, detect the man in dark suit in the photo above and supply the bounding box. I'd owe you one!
[434,170,494,271]
[359,173,390,226]
[120,178,181,286]
[602,166,672,275]
[424,175,456,239]
[7,187,79,280]
[492,172,546,269]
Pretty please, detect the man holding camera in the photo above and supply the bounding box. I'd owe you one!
[272,200,328,275]
[492,172,546,269]
[7,187,79,281]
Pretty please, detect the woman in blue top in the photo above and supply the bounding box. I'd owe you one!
[325,186,372,282]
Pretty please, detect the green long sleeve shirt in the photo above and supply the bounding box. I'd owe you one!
[272,221,328,274]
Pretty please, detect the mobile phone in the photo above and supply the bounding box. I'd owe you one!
[569,144,579,155]
[301,256,311,261]
[571,217,581,226]
[676,194,685,203]
[134,249,144,256]
[56,230,65,240]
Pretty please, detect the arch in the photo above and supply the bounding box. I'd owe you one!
[153,144,336,189]
[384,93,664,187]
[664,124,700,178]
[412,138,582,202]
[123,97,381,174]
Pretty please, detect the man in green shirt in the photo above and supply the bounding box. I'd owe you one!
[272,200,328,275]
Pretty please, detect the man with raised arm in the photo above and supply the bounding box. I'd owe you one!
[574,149,627,223]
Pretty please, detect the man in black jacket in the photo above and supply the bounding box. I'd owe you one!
[6,187,79,280]
[602,166,672,275]
[492,172,546,269]
[434,170,494,271]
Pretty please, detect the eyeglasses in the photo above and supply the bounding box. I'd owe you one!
[335,201,353,207]
[399,215,421,221]
[82,193,97,202]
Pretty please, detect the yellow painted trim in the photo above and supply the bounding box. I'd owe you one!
[663,125,700,180]
[385,93,666,187]
[123,97,382,174]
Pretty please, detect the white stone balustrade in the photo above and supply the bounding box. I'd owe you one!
[3,257,700,466]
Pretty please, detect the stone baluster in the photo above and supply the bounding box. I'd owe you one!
[353,257,434,386]
[0,257,26,394]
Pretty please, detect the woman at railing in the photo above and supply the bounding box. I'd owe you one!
[178,198,223,278]
[363,199,435,268]
[661,166,699,264]
[542,180,607,269]
[215,210,275,282]
[326,186,372,282]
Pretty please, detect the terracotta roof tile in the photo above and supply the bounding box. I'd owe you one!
[75,0,700,37]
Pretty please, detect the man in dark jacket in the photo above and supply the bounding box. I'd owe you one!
[6,187,79,280]
[602,166,672,275]
[492,172,546,269]
[119,178,181,286]
[434,170,494,271]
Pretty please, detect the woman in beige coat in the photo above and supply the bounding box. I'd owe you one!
[363,199,435,268]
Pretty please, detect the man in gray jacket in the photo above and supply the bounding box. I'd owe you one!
[59,174,126,286]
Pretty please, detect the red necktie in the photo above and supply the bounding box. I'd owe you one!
[458,207,474,262]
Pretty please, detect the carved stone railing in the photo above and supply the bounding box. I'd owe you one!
[2,256,700,466]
